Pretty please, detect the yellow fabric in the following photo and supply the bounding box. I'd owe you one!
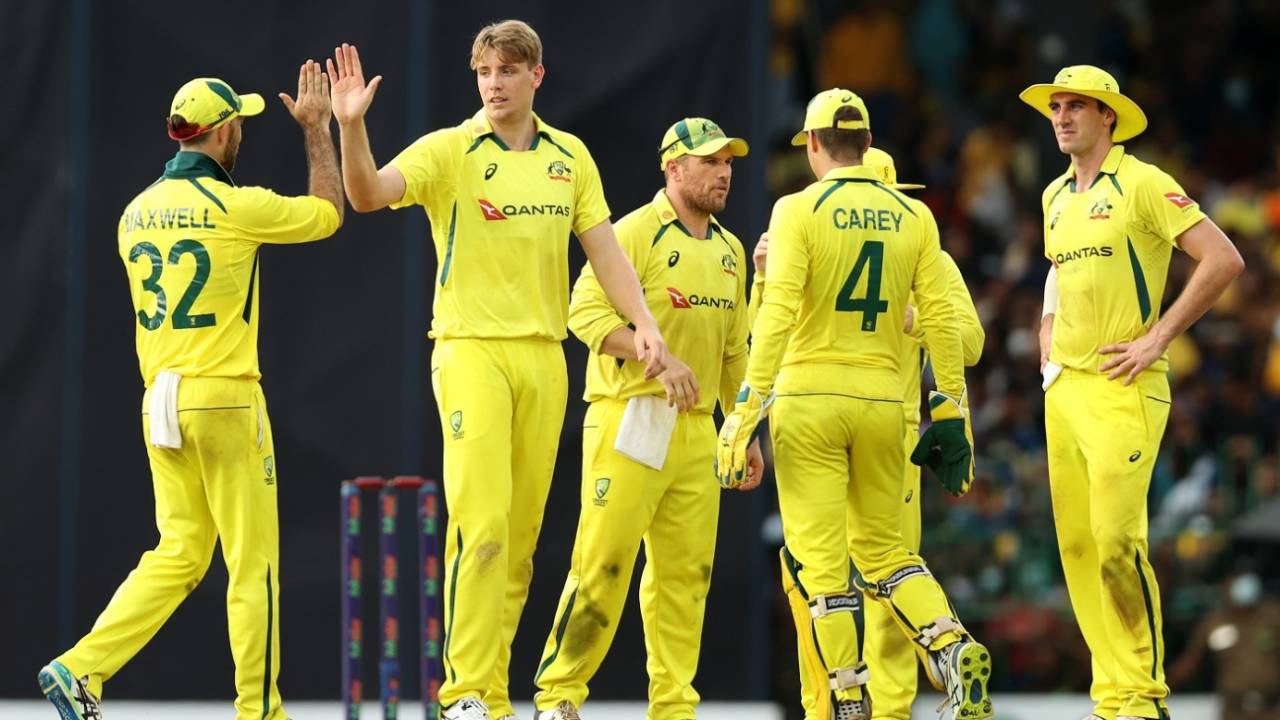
[569,189,749,416]
[658,117,748,169]
[58,378,283,720]
[745,164,964,401]
[1046,369,1171,720]
[1019,65,1147,142]
[791,88,870,145]
[118,152,340,386]
[389,110,611,341]
[166,78,265,138]
[430,338,568,716]
[771,392,965,704]
[783,549,833,720]
[534,400,719,719]
[1042,145,1206,376]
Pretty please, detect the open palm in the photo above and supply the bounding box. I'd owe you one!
[326,43,383,125]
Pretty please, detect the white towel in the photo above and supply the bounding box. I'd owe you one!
[149,371,183,449]
[1041,361,1063,391]
[613,396,678,471]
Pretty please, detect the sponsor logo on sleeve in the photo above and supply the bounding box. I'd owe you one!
[1164,192,1194,209]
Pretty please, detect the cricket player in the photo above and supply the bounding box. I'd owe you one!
[1021,65,1244,720]
[717,89,993,720]
[532,118,761,720]
[754,148,985,720]
[325,21,666,720]
[38,62,343,720]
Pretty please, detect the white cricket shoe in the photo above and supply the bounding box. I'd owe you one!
[930,640,993,719]
[442,696,490,720]
[535,700,582,719]
[38,661,101,720]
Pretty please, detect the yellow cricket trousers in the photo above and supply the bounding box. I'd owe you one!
[57,377,283,720]
[534,398,720,720]
[431,338,568,716]
[793,422,924,719]
[773,366,964,709]
[1046,369,1172,720]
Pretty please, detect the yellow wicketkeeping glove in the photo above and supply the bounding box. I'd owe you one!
[716,384,773,489]
[909,390,975,496]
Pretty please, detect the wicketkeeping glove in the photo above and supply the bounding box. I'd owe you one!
[716,384,773,489]
[910,390,975,497]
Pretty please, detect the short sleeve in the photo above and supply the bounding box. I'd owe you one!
[570,141,611,236]
[1133,168,1207,247]
[387,129,459,210]
[231,186,340,245]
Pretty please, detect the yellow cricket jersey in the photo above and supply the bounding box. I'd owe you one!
[1042,145,1206,375]
[750,249,982,427]
[745,165,964,400]
[118,151,340,386]
[569,190,749,415]
[902,252,984,427]
[389,110,611,341]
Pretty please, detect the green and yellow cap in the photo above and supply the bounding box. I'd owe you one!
[791,88,870,146]
[658,117,749,169]
[166,78,265,141]
[1019,65,1147,142]
[863,147,924,190]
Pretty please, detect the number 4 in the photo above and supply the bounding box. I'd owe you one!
[835,240,888,332]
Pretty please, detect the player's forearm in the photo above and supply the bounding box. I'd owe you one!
[302,124,344,225]
[1148,247,1244,347]
[743,300,796,394]
[960,311,985,367]
[337,118,386,212]
[747,278,765,328]
[583,232,658,331]
[918,301,966,398]
[598,326,640,360]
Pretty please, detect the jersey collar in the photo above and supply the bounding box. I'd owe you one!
[163,151,235,185]
[651,189,720,239]
[1060,144,1126,192]
[820,164,882,183]
[466,109,553,151]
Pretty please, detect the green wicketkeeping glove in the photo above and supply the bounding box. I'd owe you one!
[910,390,975,497]
[716,384,772,489]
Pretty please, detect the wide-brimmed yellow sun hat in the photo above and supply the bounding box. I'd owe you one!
[863,147,924,190]
[1019,65,1147,142]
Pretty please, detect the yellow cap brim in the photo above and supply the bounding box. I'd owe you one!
[689,136,750,158]
[893,183,926,190]
[790,130,808,147]
[238,93,265,118]
[1018,84,1147,142]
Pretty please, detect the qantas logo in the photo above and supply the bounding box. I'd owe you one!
[478,199,507,221]
[1164,192,1194,209]
[666,286,736,311]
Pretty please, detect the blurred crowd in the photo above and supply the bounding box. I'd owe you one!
[762,0,1280,697]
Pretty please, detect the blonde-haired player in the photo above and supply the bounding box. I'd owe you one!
[754,148,984,720]
[39,62,342,720]
[1022,65,1243,720]
[533,118,760,720]
[718,89,993,720]
[326,20,666,720]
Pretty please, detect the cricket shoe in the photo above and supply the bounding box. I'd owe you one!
[442,696,490,720]
[38,661,101,720]
[535,700,581,719]
[930,640,993,719]
[833,697,871,719]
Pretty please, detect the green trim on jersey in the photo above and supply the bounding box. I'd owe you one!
[162,151,234,185]
[1127,237,1152,322]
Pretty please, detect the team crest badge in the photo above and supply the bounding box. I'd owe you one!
[450,411,465,440]
[593,478,611,507]
[1089,197,1113,220]
[721,253,738,277]
[547,160,572,182]
[263,455,275,484]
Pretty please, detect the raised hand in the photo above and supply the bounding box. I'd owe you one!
[278,59,331,129]
[327,43,383,126]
